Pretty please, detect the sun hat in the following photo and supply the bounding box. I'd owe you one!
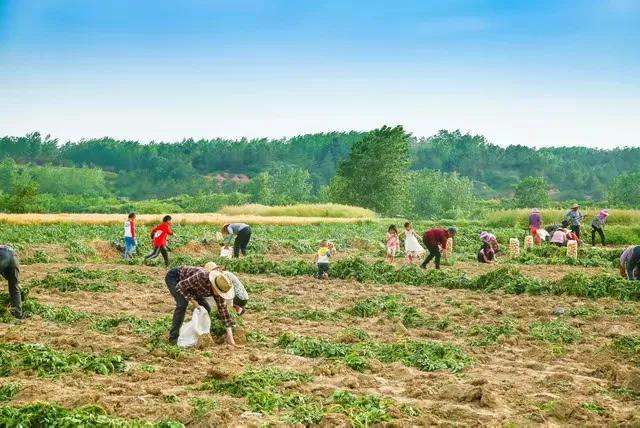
[599,209,609,217]
[209,271,235,300]
[531,208,540,214]
[571,203,580,209]
[204,262,220,272]
[480,231,490,241]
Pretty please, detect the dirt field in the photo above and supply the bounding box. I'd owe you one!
[2,256,640,427]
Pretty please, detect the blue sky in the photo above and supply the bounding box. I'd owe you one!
[0,0,638,147]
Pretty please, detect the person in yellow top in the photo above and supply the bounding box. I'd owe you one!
[313,240,332,279]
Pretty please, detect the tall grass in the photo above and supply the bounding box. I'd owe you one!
[0,212,374,225]
[217,203,377,219]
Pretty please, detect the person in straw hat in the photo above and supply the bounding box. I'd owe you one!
[564,203,584,239]
[590,209,609,246]
[204,262,249,315]
[165,263,236,346]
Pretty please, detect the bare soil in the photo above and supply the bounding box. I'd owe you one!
[2,260,639,427]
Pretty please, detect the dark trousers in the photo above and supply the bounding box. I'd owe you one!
[145,245,169,267]
[0,247,22,318]
[233,227,252,258]
[421,242,441,269]
[591,226,605,246]
[315,263,329,278]
[165,269,211,343]
[570,225,581,238]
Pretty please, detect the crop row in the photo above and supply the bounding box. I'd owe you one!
[175,256,640,302]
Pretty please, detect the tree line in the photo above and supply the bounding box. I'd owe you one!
[1,130,639,215]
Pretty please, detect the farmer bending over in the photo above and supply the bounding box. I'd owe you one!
[165,264,236,346]
[0,245,22,318]
[620,245,640,280]
[421,227,456,270]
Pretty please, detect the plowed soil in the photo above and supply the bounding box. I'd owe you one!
[2,258,640,427]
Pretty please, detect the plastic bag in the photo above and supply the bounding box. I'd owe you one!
[177,306,211,348]
[220,246,233,258]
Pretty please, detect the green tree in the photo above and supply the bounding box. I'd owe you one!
[0,158,18,193]
[328,125,410,215]
[6,178,40,213]
[514,176,549,208]
[269,165,313,204]
[408,170,474,219]
[607,172,640,207]
[245,172,273,204]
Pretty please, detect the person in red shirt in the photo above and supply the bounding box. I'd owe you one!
[420,227,457,270]
[144,215,173,267]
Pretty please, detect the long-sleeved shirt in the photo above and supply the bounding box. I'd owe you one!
[565,210,584,226]
[175,267,232,328]
[124,220,136,239]
[620,246,636,267]
[423,229,449,248]
[591,216,606,229]
[223,271,249,301]
[224,223,249,245]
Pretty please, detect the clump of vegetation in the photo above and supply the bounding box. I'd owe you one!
[276,333,471,373]
[189,398,218,419]
[612,335,640,361]
[528,320,582,344]
[0,402,182,427]
[0,383,20,402]
[330,390,392,427]
[24,301,89,324]
[22,250,53,264]
[30,266,150,293]
[346,295,449,330]
[0,343,126,377]
[198,368,312,414]
[467,319,517,346]
[286,308,341,321]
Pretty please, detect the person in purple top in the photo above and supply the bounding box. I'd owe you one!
[528,208,543,245]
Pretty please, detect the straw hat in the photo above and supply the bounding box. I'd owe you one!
[531,208,540,214]
[209,271,235,300]
[571,203,580,209]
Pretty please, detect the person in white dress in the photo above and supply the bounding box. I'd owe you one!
[402,222,425,265]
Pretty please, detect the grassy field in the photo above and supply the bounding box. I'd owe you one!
[1,216,640,426]
[217,203,377,218]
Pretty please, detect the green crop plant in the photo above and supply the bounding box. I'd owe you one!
[189,398,218,419]
[286,308,341,321]
[329,390,392,428]
[467,319,517,346]
[23,300,89,324]
[198,368,312,414]
[0,383,20,402]
[528,320,582,344]
[612,335,640,360]
[0,402,183,427]
[581,402,604,414]
[346,295,449,330]
[22,250,54,264]
[0,343,126,377]
[609,387,640,399]
[276,333,471,373]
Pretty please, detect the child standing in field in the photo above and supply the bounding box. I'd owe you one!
[123,213,137,260]
[313,240,332,279]
[386,225,400,263]
[528,208,543,245]
[144,215,173,267]
[402,222,425,265]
